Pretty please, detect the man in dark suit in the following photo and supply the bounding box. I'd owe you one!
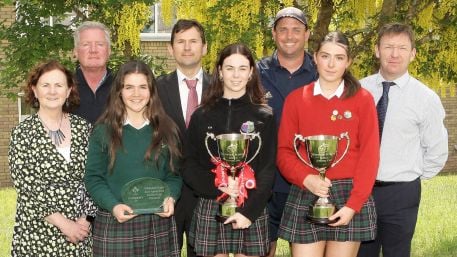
[156,19,209,257]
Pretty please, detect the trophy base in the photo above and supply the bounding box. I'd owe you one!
[215,214,230,223]
[216,201,237,222]
[306,215,338,224]
[306,203,338,225]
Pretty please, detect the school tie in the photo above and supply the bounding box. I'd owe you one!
[377,81,395,140]
[185,78,198,128]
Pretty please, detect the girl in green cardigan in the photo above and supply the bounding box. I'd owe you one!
[85,60,182,257]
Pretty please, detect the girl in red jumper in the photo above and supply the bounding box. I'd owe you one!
[277,31,379,257]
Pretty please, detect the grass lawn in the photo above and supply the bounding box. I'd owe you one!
[1,174,456,257]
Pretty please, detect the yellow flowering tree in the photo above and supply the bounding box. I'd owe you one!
[161,0,293,69]
[157,0,456,97]
[299,0,456,96]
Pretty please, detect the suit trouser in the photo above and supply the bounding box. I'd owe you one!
[357,178,421,257]
[175,184,199,257]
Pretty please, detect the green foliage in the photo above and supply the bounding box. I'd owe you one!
[299,0,457,96]
[0,2,74,97]
[0,0,163,97]
[109,51,168,77]
[1,1,456,97]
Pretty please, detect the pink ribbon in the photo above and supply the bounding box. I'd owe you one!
[211,158,256,207]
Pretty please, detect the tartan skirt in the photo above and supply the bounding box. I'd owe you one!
[92,210,179,257]
[278,179,376,244]
[188,198,270,256]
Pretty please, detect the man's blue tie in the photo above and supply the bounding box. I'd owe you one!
[377,81,395,140]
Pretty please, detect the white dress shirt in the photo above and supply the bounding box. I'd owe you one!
[176,68,204,120]
[361,72,448,181]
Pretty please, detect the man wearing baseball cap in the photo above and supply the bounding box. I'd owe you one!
[257,6,317,257]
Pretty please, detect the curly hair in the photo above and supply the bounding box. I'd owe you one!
[24,60,79,112]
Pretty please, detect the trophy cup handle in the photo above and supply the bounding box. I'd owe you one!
[293,134,314,169]
[244,132,262,165]
[330,132,350,167]
[205,132,218,162]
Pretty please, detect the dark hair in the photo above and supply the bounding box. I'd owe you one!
[170,19,206,45]
[377,23,415,49]
[25,60,79,112]
[315,31,360,99]
[98,60,181,171]
[201,43,266,108]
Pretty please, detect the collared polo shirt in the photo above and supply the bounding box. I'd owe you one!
[257,51,317,193]
[257,51,317,125]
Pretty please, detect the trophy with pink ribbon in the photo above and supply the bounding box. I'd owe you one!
[205,122,261,222]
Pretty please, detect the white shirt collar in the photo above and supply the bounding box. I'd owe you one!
[377,71,410,89]
[123,118,150,129]
[313,79,345,99]
[176,68,203,82]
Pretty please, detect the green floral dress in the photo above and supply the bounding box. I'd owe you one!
[8,114,97,257]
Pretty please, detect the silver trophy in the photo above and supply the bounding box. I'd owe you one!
[205,132,261,221]
[294,133,350,224]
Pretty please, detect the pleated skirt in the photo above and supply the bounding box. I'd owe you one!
[279,179,377,244]
[189,198,270,256]
[92,210,179,257]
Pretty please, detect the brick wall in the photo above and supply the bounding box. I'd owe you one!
[0,5,17,187]
[443,96,457,172]
[0,96,17,187]
[141,41,176,73]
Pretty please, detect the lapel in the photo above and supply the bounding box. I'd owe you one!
[159,70,211,134]
[166,71,187,132]
[202,71,210,92]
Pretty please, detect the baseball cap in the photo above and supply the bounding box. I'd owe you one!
[273,7,307,27]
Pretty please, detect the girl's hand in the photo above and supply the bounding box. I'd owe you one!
[156,197,175,218]
[224,212,252,229]
[328,206,356,227]
[112,204,137,223]
[218,176,239,198]
[303,174,332,197]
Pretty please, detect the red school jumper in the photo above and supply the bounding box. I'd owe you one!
[277,82,380,212]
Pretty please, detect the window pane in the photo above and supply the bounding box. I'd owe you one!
[142,3,175,34]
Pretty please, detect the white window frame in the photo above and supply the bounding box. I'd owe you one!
[140,3,174,42]
[17,92,34,122]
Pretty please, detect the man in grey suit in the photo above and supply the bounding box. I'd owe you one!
[156,19,209,257]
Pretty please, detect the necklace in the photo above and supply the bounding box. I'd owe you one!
[38,113,66,146]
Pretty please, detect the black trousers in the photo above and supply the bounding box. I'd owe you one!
[357,178,421,257]
[175,184,199,257]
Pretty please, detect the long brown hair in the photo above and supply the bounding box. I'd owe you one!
[98,60,181,171]
[315,31,360,99]
[201,43,266,108]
